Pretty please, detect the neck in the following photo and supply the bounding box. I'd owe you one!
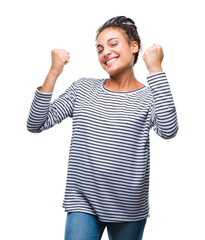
[107,67,139,91]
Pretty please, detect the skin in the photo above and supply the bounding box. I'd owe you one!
[39,27,163,93]
[96,27,163,92]
[40,49,70,93]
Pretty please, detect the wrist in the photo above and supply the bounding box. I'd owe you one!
[148,65,163,75]
[39,70,58,93]
[49,68,61,78]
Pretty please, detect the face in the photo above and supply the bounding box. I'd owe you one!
[96,28,138,76]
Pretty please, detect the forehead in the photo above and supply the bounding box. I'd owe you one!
[96,28,127,45]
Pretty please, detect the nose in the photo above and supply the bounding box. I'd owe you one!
[102,46,111,58]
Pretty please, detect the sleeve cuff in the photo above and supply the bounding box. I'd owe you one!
[34,86,53,101]
[36,86,53,95]
[146,72,170,93]
[147,71,166,79]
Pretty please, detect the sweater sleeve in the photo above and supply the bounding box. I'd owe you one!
[147,72,179,139]
[27,79,80,133]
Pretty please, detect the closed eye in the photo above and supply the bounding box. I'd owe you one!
[98,49,103,54]
[97,42,118,54]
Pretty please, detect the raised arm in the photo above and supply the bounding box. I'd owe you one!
[27,49,79,133]
[143,44,179,139]
[147,72,178,139]
[40,49,70,93]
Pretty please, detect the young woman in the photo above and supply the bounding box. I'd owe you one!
[27,16,178,240]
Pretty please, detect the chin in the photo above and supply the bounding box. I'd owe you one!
[105,66,124,77]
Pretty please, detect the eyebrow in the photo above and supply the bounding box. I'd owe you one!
[96,38,119,48]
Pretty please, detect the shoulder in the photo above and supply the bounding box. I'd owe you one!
[75,77,104,89]
[139,85,154,103]
[79,77,103,84]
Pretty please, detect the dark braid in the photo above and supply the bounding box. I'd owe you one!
[96,16,141,65]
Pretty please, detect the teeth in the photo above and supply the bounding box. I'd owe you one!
[106,58,118,65]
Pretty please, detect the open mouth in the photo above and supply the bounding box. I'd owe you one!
[105,57,119,68]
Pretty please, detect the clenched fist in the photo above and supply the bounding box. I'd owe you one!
[50,49,70,77]
[142,44,164,74]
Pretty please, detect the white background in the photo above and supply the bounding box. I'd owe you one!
[0,0,204,239]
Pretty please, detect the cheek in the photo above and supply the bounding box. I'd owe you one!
[122,49,135,63]
[98,55,102,63]
[98,55,106,68]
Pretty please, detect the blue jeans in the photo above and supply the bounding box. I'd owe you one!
[64,212,147,240]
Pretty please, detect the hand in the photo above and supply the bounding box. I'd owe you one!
[142,44,164,74]
[50,49,70,77]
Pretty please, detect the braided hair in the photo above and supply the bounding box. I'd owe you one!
[96,16,141,65]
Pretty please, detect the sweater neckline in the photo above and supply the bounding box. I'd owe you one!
[101,79,147,95]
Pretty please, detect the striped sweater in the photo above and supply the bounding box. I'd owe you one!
[27,71,178,222]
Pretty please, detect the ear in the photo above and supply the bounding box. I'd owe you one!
[131,41,139,54]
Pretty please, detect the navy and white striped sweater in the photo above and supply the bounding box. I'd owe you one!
[27,71,178,222]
